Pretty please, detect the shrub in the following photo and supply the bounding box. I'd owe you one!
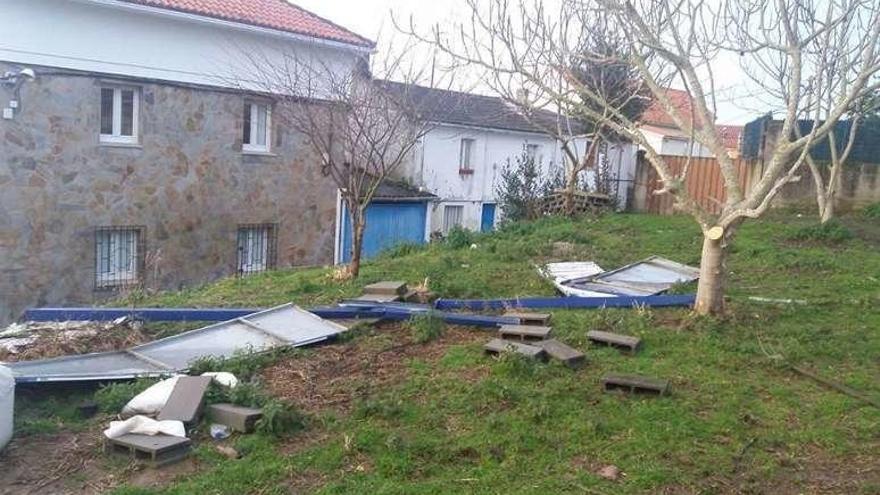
[255,399,305,437]
[189,348,289,381]
[444,226,476,249]
[863,202,880,219]
[789,221,854,244]
[94,378,158,413]
[495,150,563,222]
[408,311,445,344]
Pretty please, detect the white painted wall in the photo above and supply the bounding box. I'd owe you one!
[400,123,638,233]
[0,0,365,91]
[642,127,713,157]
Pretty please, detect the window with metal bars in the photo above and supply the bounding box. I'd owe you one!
[95,226,144,289]
[237,224,277,276]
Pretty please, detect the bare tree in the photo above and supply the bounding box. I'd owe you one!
[407,0,880,314]
[232,50,435,278]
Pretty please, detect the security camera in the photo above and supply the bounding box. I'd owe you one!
[18,68,35,80]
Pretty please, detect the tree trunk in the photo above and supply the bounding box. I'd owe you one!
[562,167,580,216]
[819,196,835,224]
[348,209,367,278]
[694,232,730,315]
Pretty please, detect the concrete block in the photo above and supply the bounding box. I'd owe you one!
[105,434,191,467]
[533,339,586,368]
[603,374,669,396]
[484,338,546,360]
[502,312,552,326]
[587,330,642,354]
[363,281,408,296]
[207,403,263,433]
[157,376,213,424]
[498,325,552,341]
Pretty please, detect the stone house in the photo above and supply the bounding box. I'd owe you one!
[0,0,373,324]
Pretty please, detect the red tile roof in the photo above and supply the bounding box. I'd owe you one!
[641,88,703,129]
[119,0,373,47]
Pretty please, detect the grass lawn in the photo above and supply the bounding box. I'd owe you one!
[8,211,880,494]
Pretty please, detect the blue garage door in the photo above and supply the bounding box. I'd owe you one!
[340,202,428,263]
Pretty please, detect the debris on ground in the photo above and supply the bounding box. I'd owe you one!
[603,374,670,396]
[104,416,186,439]
[498,324,552,342]
[214,444,240,460]
[587,330,643,355]
[156,375,213,425]
[502,311,552,326]
[0,317,147,361]
[542,256,699,297]
[207,403,263,433]
[104,433,192,468]
[7,304,347,383]
[532,339,586,368]
[483,338,547,360]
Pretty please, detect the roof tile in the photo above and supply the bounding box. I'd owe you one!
[119,0,373,47]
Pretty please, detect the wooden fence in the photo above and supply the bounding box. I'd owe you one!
[633,155,758,215]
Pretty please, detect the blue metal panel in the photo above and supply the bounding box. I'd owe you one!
[341,202,428,263]
[480,203,497,232]
[433,294,696,311]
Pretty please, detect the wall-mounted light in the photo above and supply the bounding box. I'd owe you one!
[2,67,36,120]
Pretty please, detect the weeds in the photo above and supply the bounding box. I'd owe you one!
[788,220,854,244]
[864,202,880,219]
[444,226,477,249]
[189,348,291,381]
[94,378,159,414]
[255,399,305,437]
[408,311,445,343]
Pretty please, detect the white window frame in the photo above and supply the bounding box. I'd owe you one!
[243,101,272,154]
[95,228,140,288]
[99,87,139,145]
[443,204,465,234]
[459,138,475,171]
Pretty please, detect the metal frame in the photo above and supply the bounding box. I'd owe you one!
[94,225,146,291]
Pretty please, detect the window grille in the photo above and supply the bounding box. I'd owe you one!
[237,224,278,276]
[95,226,145,289]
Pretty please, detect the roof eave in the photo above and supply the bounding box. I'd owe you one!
[73,0,375,53]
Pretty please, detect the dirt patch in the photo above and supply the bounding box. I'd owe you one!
[262,323,488,415]
[0,427,203,495]
[701,443,880,495]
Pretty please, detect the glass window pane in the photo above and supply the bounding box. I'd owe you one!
[243,103,252,144]
[255,105,267,146]
[100,89,114,135]
[120,90,134,136]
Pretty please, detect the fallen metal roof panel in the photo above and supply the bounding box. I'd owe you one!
[562,256,699,297]
[6,304,346,383]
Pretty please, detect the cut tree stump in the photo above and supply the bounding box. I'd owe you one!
[587,330,642,354]
[484,339,547,360]
[156,376,213,424]
[602,374,670,396]
[533,339,586,368]
[105,434,191,468]
[363,281,408,296]
[207,403,263,433]
[498,325,552,342]
[502,312,552,326]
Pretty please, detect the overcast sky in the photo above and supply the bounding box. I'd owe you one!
[295,0,764,125]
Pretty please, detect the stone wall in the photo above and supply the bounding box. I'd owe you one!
[0,64,339,324]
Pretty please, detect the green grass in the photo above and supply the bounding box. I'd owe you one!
[18,212,880,493]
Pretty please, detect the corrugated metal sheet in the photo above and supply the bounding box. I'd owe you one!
[562,256,699,297]
[8,304,346,383]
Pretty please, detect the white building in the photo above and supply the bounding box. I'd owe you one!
[386,84,639,234]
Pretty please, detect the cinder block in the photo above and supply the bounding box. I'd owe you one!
[105,434,191,468]
[363,281,408,296]
[533,339,586,368]
[498,325,552,341]
[157,376,213,424]
[207,403,263,433]
[502,312,552,326]
[484,338,547,360]
[603,374,670,396]
[587,330,642,354]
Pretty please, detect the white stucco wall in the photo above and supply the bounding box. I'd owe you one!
[400,123,637,233]
[642,127,713,158]
[0,0,365,90]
